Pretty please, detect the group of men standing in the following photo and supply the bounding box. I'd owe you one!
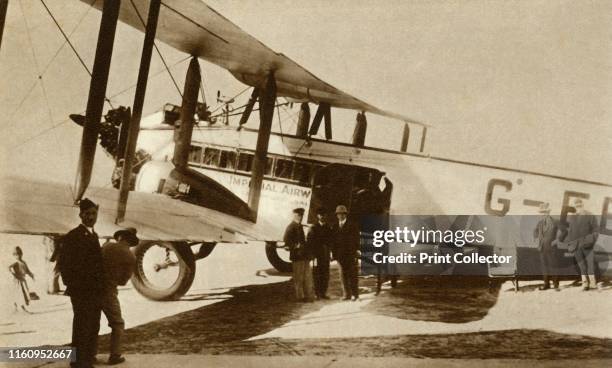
[535,198,600,291]
[283,205,361,302]
[57,198,138,368]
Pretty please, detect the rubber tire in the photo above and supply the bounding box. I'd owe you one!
[131,240,196,301]
[265,241,292,273]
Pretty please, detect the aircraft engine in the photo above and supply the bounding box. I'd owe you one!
[133,161,177,194]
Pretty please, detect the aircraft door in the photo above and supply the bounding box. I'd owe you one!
[309,163,392,223]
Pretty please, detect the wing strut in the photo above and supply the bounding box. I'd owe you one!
[172,57,201,169]
[295,102,310,138]
[74,0,120,203]
[419,127,428,153]
[116,0,161,223]
[308,103,332,140]
[0,0,7,52]
[248,73,276,221]
[238,88,259,128]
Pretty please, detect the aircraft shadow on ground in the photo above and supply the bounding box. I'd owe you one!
[98,274,322,354]
[364,276,501,323]
[97,266,378,354]
[100,271,498,353]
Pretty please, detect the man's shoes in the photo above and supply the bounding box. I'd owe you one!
[538,285,550,291]
[320,295,330,299]
[107,355,126,365]
[582,285,590,291]
[351,296,359,301]
[342,296,351,300]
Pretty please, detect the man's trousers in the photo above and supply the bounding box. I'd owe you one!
[70,294,101,367]
[338,258,359,299]
[575,245,596,286]
[101,286,125,358]
[313,255,330,298]
[292,260,314,301]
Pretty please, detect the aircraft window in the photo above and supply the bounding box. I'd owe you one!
[293,161,312,184]
[219,150,237,169]
[237,153,253,172]
[188,145,203,164]
[265,157,274,176]
[274,159,294,179]
[203,147,220,167]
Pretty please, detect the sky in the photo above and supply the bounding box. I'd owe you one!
[1,0,611,189]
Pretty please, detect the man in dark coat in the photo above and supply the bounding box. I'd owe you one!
[58,198,105,368]
[566,198,599,290]
[283,208,314,302]
[533,203,559,290]
[98,227,139,365]
[331,205,360,301]
[307,208,332,299]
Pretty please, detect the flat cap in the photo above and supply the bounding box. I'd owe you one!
[79,198,98,212]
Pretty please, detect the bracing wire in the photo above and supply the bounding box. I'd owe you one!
[1,0,95,133]
[39,0,115,109]
[9,57,192,153]
[18,0,76,199]
[129,0,183,99]
[39,0,94,77]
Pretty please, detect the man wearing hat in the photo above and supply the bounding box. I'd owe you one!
[98,227,139,365]
[307,208,333,299]
[58,198,105,368]
[533,202,559,290]
[566,198,599,290]
[332,205,361,301]
[283,208,315,302]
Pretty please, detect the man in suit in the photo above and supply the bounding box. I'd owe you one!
[307,208,332,299]
[533,203,559,290]
[566,198,599,290]
[332,205,360,301]
[58,198,105,368]
[283,208,314,302]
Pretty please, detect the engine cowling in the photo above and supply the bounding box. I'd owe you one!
[134,161,177,194]
[133,161,253,220]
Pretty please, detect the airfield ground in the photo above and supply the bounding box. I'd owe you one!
[1,235,611,367]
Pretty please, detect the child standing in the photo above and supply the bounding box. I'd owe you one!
[9,246,35,313]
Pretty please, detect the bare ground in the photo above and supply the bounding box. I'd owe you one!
[97,270,612,359]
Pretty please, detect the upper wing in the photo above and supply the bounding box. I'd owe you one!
[85,0,423,124]
[0,176,282,241]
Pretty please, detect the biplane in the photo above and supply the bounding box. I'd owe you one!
[1,0,611,300]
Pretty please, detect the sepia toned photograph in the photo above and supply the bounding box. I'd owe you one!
[1,0,611,367]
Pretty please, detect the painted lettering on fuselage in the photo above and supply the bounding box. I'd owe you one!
[484,178,612,235]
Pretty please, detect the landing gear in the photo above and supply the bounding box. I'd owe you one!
[265,241,292,273]
[131,241,196,301]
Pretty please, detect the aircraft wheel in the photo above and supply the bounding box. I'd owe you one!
[265,241,292,273]
[131,240,196,301]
